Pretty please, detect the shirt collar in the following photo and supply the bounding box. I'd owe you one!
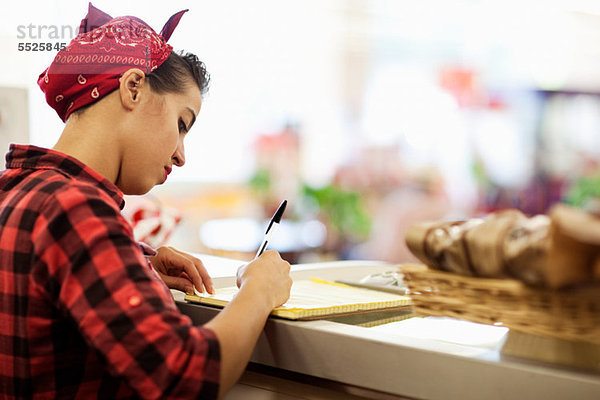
[5,144,125,210]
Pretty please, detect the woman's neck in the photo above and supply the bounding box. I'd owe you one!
[54,104,122,185]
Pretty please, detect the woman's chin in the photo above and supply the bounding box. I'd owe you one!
[119,182,154,196]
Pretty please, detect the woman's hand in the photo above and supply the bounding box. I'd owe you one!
[236,250,292,309]
[148,246,214,294]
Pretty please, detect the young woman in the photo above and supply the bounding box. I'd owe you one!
[0,4,292,399]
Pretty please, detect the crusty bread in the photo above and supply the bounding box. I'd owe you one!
[503,215,550,286]
[405,205,600,288]
[405,219,483,275]
[465,210,525,278]
[543,205,600,288]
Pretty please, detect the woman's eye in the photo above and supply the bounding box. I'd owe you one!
[179,119,188,133]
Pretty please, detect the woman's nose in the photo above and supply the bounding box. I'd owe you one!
[172,140,185,167]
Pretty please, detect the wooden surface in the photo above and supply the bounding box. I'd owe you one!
[225,363,414,400]
[502,331,600,371]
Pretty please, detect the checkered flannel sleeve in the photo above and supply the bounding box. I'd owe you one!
[32,183,220,399]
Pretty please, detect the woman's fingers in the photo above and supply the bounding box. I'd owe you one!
[151,246,214,294]
[171,248,214,294]
[159,274,195,293]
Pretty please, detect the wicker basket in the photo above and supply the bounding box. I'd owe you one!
[400,264,600,344]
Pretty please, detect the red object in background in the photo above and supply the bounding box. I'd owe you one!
[438,66,487,108]
[252,124,301,216]
[126,199,182,248]
[253,126,300,153]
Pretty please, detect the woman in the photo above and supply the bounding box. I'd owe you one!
[0,4,292,399]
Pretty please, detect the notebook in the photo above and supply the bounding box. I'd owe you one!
[184,278,412,320]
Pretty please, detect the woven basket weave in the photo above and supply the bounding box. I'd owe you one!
[400,264,600,344]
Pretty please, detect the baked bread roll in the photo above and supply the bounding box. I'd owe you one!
[404,221,439,267]
[543,204,600,288]
[464,210,526,278]
[405,219,483,275]
[405,205,600,288]
[502,214,550,286]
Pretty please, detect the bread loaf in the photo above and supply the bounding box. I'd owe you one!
[405,219,483,275]
[465,210,525,278]
[405,205,600,288]
[543,205,600,288]
[503,214,550,286]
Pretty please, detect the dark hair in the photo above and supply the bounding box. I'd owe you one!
[146,50,210,96]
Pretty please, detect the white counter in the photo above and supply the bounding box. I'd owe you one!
[176,257,600,399]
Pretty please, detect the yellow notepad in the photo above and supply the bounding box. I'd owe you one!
[184,278,412,320]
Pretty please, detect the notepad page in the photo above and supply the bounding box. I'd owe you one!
[185,279,411,319]
[278,280,409,310]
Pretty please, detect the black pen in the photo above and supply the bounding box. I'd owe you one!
[255,200,287,258]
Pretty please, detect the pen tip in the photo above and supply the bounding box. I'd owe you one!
[273,199,287,223]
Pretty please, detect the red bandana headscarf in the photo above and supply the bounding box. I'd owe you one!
[38,3,188,122]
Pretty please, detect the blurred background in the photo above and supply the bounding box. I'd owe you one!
[3,0,600,264]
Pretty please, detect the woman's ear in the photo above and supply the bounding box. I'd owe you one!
[119,68,146,111]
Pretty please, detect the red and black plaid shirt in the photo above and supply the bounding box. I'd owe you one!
[0,145,220,399]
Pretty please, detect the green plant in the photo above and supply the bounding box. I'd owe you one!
[564,176,600,208]
[248,168,271,195]
[301,184,371,240]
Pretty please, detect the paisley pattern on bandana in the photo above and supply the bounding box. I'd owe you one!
[38,3,188,122]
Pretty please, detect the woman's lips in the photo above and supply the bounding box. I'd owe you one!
[164,166,172,181]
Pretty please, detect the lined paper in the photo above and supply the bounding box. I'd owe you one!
[185,278,412,320]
